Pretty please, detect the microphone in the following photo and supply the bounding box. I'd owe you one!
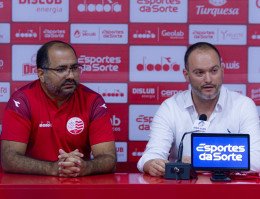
[165,114,207,180]
[177,114,207,163]
[199,114,207,122]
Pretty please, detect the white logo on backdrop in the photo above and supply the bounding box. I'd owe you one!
[71,24,128,44]
[129,105,159,141]
[252,32,260,40]
[42,28,66,39]
[133,30,156,39]
[110,114,121,132]
[161,29,184,39]
[14,28,66,39]
[189,25,246,45]
[84,83,127,103]
[78,55,121,72]
[132,28,184,40]
[132,149,143,157]
[161,89,182,98]
[130,0,187,23]
[130,46,186,82]
[12,0,69,22]
[132,87,155,95]
[12,45,41,81]
[209,0,227,6]
[0,23,10,43]
[248,47,260,83]
[77,0,122,13]
[0,82,10,102]
[221,59,240,70]
[115,142,127,162]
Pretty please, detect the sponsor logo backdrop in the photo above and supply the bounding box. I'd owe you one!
[0,0,260,172]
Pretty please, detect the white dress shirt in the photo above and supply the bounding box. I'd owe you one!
[137,86,260,172]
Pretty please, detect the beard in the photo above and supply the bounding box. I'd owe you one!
[44,76,78,100]
[190,83,221,101]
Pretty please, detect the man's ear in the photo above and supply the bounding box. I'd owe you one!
[183,68,190,83]
[37,68,45,83]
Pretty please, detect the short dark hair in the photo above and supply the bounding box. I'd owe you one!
[36,40,77,69]
[184,42,221,70]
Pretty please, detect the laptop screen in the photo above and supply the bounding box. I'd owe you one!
[191,133,250,171]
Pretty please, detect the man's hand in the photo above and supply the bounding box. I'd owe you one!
[182,156,191,164]
[143,159,169,177]
[58,149,84,177]
[57,141,116,177]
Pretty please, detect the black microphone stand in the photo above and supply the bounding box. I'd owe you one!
[164,114,207,180]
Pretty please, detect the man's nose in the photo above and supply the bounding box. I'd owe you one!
[204,72,212,83]
[66,68,75,78]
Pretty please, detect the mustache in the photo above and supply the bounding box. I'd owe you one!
[202,84,215,88]
[62,79,77,86]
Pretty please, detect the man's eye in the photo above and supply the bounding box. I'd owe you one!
[56,68,66,73]
[211,68,219,74]
[194,71,204,76]
[71,66,78,71]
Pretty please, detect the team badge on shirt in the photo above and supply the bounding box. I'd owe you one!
[66,117,84,135]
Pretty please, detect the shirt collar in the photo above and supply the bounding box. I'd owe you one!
[216,85,226,112]
[184,89,194,109]
[184,85,227,112]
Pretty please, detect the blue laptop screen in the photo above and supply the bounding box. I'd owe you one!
[191,133,250,171]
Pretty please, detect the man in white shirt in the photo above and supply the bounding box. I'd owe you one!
[137,42,260,177]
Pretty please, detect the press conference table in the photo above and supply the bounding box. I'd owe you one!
[1,172,260,199]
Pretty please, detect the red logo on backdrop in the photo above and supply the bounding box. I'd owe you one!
[218,46,247,83]
[0,45,11,81]
[0,0,11,22]
[75,45,128,82]
[23,64,37,76]
[189,0,247,24]
[70,0,129,22]
[22,54,37,76]
[129,24,187,45]
[247,84,260,105]
[109,104,128,141]
[12,23,69,43]
[137,56,180,72]
[128,142,146,162]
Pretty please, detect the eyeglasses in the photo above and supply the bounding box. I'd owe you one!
[42,64,82,75]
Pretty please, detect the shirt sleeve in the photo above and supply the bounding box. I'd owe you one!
[137,100,174,172]
[1,92,31,143]
[88,95,115,146]
[239,97,260,172]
